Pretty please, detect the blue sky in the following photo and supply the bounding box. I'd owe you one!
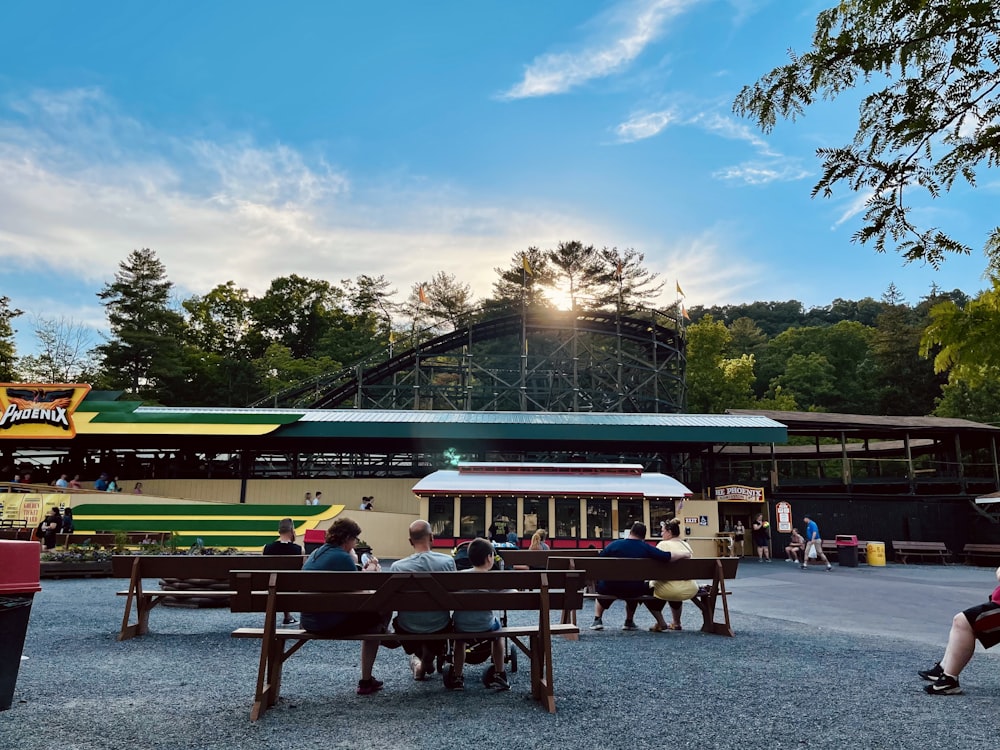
[1,0,994,356]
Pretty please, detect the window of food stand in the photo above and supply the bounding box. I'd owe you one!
[429,498,454,538]
[522,497,549,537]
[649,499,677,534]
[618,498,643,536]
[460,497,486,538]
[554,498,579,538]
[586,499,612,539]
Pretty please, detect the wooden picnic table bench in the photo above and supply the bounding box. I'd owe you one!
[961,543,1000,565]
[229,569,584,719]
[111,554,304,640]
[547,556,738,636]
[891,541,951,564]
[497,548,602,569]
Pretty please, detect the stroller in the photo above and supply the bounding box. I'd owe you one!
[441,541,519,685]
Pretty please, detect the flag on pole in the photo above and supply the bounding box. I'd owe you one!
[522,254,533,276]
[418,285,428,304]
[676,281,685,297]
[681,304,690,321]
[616,261,624,279]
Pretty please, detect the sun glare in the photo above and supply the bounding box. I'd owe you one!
[545,286,575,311]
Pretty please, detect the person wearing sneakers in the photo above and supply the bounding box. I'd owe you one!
[752,514,771,561]
[801,515,832,571]
[785,527,805,564]
[262,518,304,625]
[445,537,512,692]
[649,520,698,632]
[390,520,457,681]
[919,565,1000,695]
[590,521,690,632]
[300,517,390,695]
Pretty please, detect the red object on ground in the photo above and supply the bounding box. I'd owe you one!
[0,540,42,594]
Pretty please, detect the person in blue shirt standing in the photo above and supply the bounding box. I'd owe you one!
[801,515,832,571]
[590,521,691,631]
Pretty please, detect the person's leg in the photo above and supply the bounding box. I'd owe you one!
[802,540,813,567]
[940,612,977,676]
[816,541,830,566]
[360,640,378,681]
[490,638,504,673]
[453,639,466,678]
[668,601,683,629]
[624,600,639,625]
[645,598,668,629]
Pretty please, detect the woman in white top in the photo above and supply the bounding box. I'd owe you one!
[650,520,698,631]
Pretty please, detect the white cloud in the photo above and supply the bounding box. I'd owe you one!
[0,88,610,345]
[500,0,701,100]
[691,112,809,185]
[831,190,873,229]
[614,109,678,142]
[713,162,810,185]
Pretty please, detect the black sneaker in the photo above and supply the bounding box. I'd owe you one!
[442,667,464,691]
[918,662,944,682]
[489,671,511,691]
[622,621,639,631]
[924,674,962,695]
[590,617,604,630]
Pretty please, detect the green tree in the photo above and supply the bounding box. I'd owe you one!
[182,281,254,357]
[735,0,1000,266]
[920,280,1000,387]
[685,315,756,413]
[546,240,605,309]
[758,321,877,412]
[95,249,186,401]
[0,296,22,381]
[491,247,554,308]
[597,246,664,311]
[871,293,943,415]
[933,378,1000,424]
[250,275,345,359]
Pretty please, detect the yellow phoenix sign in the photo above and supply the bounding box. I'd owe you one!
[0,383,91,439]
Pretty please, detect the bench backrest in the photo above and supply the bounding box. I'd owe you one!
[497,548,602,568]
[229,570,586,615]
[112,554,305,580]
[891,541,948,550]
[963,544,1000,551]
[545,556,739,581]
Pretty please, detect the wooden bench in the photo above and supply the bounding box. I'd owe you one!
[547,557,738,636]
[111,554,304,640]
[961,544,1000,565]
[891,541,951,564]
[497,548,602,569]
[229,569,584,719]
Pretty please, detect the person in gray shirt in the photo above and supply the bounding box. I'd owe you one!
[390,519,456,680]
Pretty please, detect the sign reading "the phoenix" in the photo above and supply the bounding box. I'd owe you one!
[715,484,765,502]
[0,383,91,439]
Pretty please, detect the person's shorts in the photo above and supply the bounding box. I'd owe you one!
[963,600,1000,649]
[392,617,451,657]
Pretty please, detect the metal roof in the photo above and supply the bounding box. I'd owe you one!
[413,464,693,498]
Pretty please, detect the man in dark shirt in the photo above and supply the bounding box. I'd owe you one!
[591,521,690,631]
[263,518,303,625]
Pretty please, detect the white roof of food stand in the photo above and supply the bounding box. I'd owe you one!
[412,462,692,498]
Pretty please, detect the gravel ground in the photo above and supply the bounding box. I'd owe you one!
[3,563,998,750]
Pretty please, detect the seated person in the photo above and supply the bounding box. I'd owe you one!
[919,565,1000,695]
[591,521,691,631]
[301,518,389,696]
[785,527,805,564]
[389,519,457,680]
[262,518,303,625]
[446,537,511,692]
[650,520,698,632]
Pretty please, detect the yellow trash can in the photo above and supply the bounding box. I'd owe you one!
[867,541,886,567]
